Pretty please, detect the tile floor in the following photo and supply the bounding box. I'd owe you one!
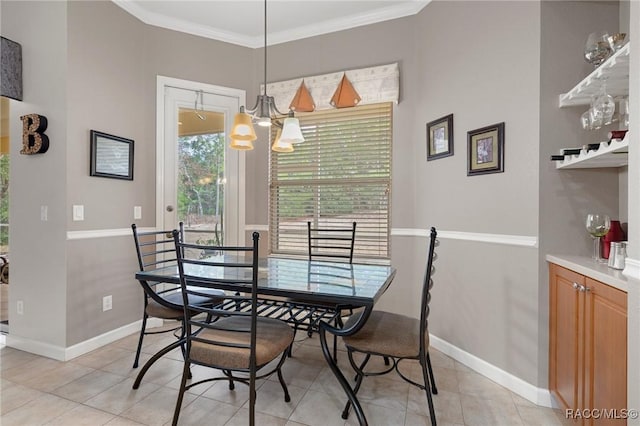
[1,324,570,426]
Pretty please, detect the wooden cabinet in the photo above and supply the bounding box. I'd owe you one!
[549,263,627,425]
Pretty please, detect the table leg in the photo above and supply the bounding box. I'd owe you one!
[318,322,368,426]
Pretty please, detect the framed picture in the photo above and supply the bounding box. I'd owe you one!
[467,122,505,176]
[426,114,454,161]
[90,130,134,180]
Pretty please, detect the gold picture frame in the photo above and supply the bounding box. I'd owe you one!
[426,114,453,161]
[467,122,504,176]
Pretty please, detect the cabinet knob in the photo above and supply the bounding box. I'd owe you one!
[580,285,591,292]
[572,282,580,290]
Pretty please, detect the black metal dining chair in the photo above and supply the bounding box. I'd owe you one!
[171,231,294,426]
[308,221,357,263]
[298,221,357,356]
[340,226,439,425]
[130,223,226,373]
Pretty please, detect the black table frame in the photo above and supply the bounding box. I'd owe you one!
[134,257,396,426]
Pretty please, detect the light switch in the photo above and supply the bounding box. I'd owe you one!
[73,205,84,221]
[40,205,48,221]
[134,206,142,220]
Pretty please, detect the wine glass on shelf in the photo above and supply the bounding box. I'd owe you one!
[585,213,611,263]
[584,31,612,67]
[593,79,615,126]
[588,95,603,130]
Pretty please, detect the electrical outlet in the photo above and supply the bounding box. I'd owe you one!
[102,295,112,312]
[134,206,142,220]
[40,205,48,221]
[16,300,24,315]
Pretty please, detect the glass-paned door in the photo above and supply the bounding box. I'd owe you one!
[161,81,245,247]
[176,107,226,246]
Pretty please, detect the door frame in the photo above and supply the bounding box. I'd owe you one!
[156,76,246,244]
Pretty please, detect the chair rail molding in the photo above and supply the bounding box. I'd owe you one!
[391,228,538,248]
[245,224,269,231]
[67,227,156,240]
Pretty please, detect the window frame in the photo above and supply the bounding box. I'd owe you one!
[268,102,393,261]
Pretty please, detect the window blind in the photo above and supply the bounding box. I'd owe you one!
[269,102,392,260]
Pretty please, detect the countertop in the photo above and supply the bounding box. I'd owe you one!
[546,254,628,293]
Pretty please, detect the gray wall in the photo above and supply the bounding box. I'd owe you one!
[3,1,69,348]
[411,0,542,386]
[250,0,544,386]
[3,1,254,346]
[2,0,630,394]
[538,0,621,386]
[63,2,254,344]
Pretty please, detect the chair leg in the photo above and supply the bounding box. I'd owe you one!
[133,312,148,368]
[342,352,369,419]
[171,360,191,426]
[276,367,291,402]
[426,351,438,394]
[223,370,235,390]
[249,372,257,426]
[421,356,438,426]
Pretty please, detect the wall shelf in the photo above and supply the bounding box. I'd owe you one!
[555,138,628,169]
[559,43,630,107]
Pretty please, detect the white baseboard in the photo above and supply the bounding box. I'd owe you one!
[6,318,163,361]
[429,334,554,408]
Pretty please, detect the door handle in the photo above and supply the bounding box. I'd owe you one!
[166,205,174,212]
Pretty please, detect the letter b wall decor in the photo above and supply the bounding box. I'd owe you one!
[20,113,49,154]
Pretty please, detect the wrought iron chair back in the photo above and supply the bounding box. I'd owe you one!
[308,221,357,263]
[171,231,293,426]
[340,226,439,425]
[130,223,225,381]
[131,223,185,369]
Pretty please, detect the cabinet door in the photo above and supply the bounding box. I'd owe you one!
[584,278,627,426]
[549,264,585,412]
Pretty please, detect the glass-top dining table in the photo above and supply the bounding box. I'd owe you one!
[135,256,396,425]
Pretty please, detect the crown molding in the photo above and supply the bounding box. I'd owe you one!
[267,1,431,47]
[112,0,431,48]
[112,0,257,47]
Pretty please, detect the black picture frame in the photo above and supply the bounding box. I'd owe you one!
[426,114,454,161]
[90,130,134,180]
[467,122,505,176]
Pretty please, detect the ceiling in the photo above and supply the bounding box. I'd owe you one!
[112,0,431,48]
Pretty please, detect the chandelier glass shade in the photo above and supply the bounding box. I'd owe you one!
[271,128,294,152]
[230,0,304,151]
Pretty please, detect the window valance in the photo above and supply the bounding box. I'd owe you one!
[262,62,399,112]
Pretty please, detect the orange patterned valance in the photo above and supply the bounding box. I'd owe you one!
[262,62,399,112]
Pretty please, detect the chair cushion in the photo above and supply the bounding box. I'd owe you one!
[146,288,225,319]
[189,316,294,370]
[342,310,428,359]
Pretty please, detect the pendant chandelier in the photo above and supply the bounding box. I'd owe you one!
[230,0,304,152]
